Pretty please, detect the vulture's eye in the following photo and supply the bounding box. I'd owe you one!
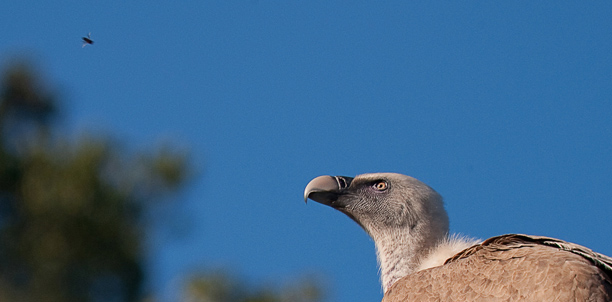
[373,181,388,191]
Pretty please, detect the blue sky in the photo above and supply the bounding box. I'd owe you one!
[2,2,612,301]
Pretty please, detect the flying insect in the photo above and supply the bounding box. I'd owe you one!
[82,33,94,47]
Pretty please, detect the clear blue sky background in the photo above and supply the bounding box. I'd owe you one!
[2,2,612,301]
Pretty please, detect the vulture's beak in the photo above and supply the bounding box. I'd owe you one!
[304,175,353,205]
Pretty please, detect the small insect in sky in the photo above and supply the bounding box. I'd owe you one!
[82,33,94,47]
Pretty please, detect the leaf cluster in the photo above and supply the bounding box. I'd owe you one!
[0,61,188,302]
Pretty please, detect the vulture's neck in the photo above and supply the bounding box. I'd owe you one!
[371,228,479,292]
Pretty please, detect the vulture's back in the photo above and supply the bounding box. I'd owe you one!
[383,234,612,302]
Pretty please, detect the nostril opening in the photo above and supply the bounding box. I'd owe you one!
[335,176,352,189]
[337,177,346,188]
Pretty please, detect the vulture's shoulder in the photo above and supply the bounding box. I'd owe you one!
[383,234,612,302]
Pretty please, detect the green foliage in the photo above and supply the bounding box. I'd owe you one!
[0,60,326,302]
[182,271,325,302]
[0,61,189,302]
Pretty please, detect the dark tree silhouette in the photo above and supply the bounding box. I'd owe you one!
[0,61,188,302]
[182,271,325,302]
[0,60,326,302]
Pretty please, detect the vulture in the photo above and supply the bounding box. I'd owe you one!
[304,173,612,301]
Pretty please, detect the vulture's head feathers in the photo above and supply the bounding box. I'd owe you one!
[304,173,459,291]
[304,173,449,239]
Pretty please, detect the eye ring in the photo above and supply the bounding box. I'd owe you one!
[373,181,388,191]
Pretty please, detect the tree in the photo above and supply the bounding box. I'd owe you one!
[182,271,325,302]
[0,60,188,302]
[0,60,327,302]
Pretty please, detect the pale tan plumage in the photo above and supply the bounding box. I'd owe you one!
[304,173,612,302]
[384,234,612,301]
